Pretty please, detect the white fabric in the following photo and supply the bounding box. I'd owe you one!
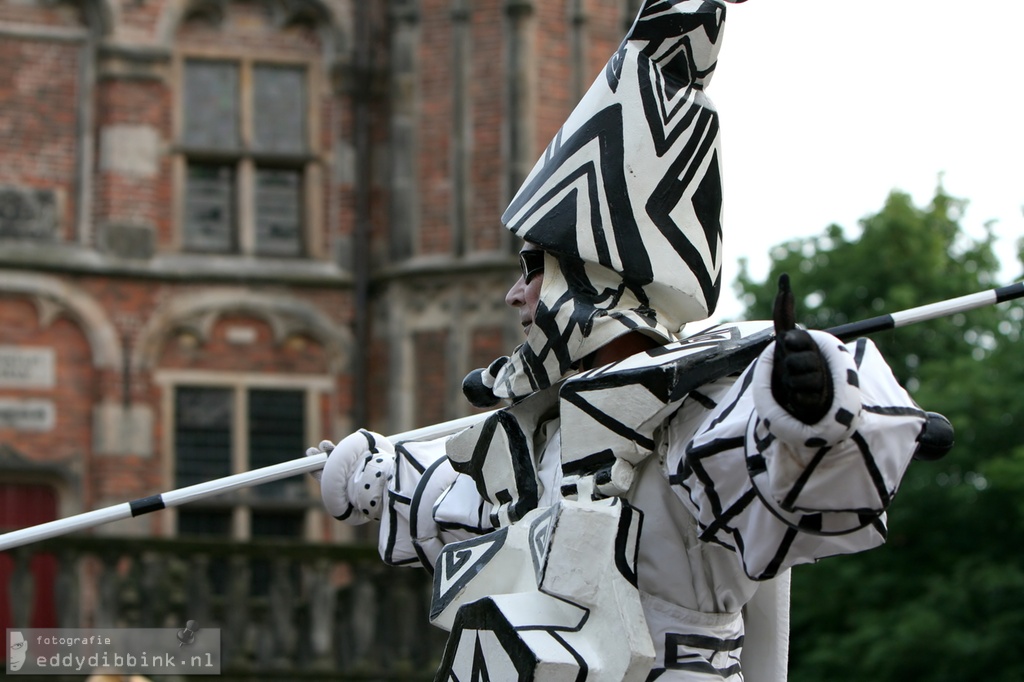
[742,571,791,682]
[431,498,656,681]
[491,0,728,399]
[640,590,744,681]
[318,430,395,524]
[675,337,923,580]
[339,333,923,680]
[378,437,450,566]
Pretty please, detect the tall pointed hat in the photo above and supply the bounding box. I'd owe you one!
[489,0,729,400]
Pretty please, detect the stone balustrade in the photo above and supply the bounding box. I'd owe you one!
[3,536,447,680]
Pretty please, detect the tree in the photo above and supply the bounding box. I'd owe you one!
[735,187,1024,681]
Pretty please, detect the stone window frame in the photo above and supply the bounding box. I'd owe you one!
[170,46,326,260]
[155,370,331,541]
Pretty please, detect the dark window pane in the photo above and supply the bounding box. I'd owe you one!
[185,163,235,253]
[251,511,305,539]
[183,60,240,150]
[254,167,303,257]
[177,509,232,537]
[252,65,306,153]
[175,387,232,487]
[248,389,306,500]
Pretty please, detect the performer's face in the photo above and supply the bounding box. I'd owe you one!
[506,244,545,336]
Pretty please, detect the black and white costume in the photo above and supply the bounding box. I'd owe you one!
[315,2,930,679]
[323,324,925,681]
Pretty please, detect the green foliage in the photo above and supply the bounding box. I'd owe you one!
[735,187,1024,681]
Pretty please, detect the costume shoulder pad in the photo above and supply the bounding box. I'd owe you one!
[560,322,773,496]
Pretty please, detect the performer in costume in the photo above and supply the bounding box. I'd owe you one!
[310,2,934,679]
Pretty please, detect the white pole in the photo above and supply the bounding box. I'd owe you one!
[826,281,1023,340]
[3,281,1021,552]
[0,410,493,552]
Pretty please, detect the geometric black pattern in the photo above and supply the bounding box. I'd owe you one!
[445,385,559,527]
[662,631,743,678]
[492,0,729,399]
[434,598,541,682]
[431,529,509,622]
[560,323,773,482]
[505,104,652,285]
[454,323,775,512]
[434,597,587,682]
[671,333,929,580]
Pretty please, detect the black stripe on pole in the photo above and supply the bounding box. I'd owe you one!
[825,315,896,342]
[129,495,166,517]
[995,281,1024,304]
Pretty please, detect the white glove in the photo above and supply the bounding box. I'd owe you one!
[308,430,396,524]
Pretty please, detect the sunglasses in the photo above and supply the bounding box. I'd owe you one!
[519,250,545,284]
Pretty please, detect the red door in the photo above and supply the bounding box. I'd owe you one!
[0,483,58,632]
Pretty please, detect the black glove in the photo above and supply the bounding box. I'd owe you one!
[771,274,834,424]
[462,356,509,408]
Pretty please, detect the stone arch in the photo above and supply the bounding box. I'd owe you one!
[0,272,122,370]
[135,289,351,373]
[156,0,352,57]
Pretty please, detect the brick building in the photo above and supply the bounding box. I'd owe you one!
[0,0,637,653]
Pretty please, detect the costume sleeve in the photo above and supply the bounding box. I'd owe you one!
[379,438,495,570]
[667,331,927,580]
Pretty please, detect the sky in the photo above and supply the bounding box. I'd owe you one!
[705,1,1024,321]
